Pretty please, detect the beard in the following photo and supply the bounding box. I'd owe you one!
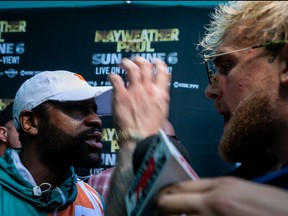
[219,90,285,170]
[36,120,102,169]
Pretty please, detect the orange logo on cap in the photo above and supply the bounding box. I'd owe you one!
[74,73,86,81]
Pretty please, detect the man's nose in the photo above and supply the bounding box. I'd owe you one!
[204,82,222,101]
[85,113,102,128]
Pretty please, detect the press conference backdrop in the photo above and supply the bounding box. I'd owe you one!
[0,3,235,177]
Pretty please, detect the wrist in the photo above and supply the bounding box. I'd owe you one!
[117,129,146,144]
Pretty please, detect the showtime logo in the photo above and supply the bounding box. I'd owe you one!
[173,81,199,89]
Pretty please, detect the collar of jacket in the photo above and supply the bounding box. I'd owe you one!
[0,149,78,212]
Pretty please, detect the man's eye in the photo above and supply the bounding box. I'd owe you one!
[71,104,96,115]
[217,62,233,75]
[81,105,97,114]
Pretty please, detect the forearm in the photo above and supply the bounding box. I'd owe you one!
[106,141,136,216]
[106,57,170,215]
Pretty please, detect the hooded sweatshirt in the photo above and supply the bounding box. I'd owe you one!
[0,149,105,216]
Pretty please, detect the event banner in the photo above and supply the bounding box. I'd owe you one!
[0,4,234,177]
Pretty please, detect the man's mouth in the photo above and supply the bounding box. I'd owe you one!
[85,131,103,150]
[223,112,231,124]
[218,111,231,128]
[215,102,231,126]
[85,140,103,150]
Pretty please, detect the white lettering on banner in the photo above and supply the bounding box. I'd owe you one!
[173,82,200,89]
[89,168,105,175]
[95,66,126,75]
[100,81,112,86]
[0,43,13,54]
[110,66,121,73]
[131,52,165,61]
[2,56,20,64]
[0,43,25,55]
[95,66,110,74]
[131,52,178,64]
[94,64,172,77]
[92,53,122,65]
[92,52,178,66]
[87,81,98,86]
[101,153,117,166]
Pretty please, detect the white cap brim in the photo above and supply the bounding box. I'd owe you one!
[49,86,113,116]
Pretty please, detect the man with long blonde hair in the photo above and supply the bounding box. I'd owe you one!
[107,1,288,215]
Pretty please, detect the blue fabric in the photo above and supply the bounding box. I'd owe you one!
[253,166,288,190]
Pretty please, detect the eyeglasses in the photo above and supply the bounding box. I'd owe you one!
[203,40,288,85]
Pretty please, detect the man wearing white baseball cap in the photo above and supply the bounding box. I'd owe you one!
[0,70,112,215]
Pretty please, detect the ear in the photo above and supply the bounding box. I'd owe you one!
[0,126,8,142]
[19,110,39,135]
[280,44,288,84]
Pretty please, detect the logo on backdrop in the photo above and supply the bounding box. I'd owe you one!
[92,28,179,84]
[0,69,42,78]
[0,21,26,66]
[173,82,199,89]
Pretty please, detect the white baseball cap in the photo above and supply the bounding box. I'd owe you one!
[13,70,113,129]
